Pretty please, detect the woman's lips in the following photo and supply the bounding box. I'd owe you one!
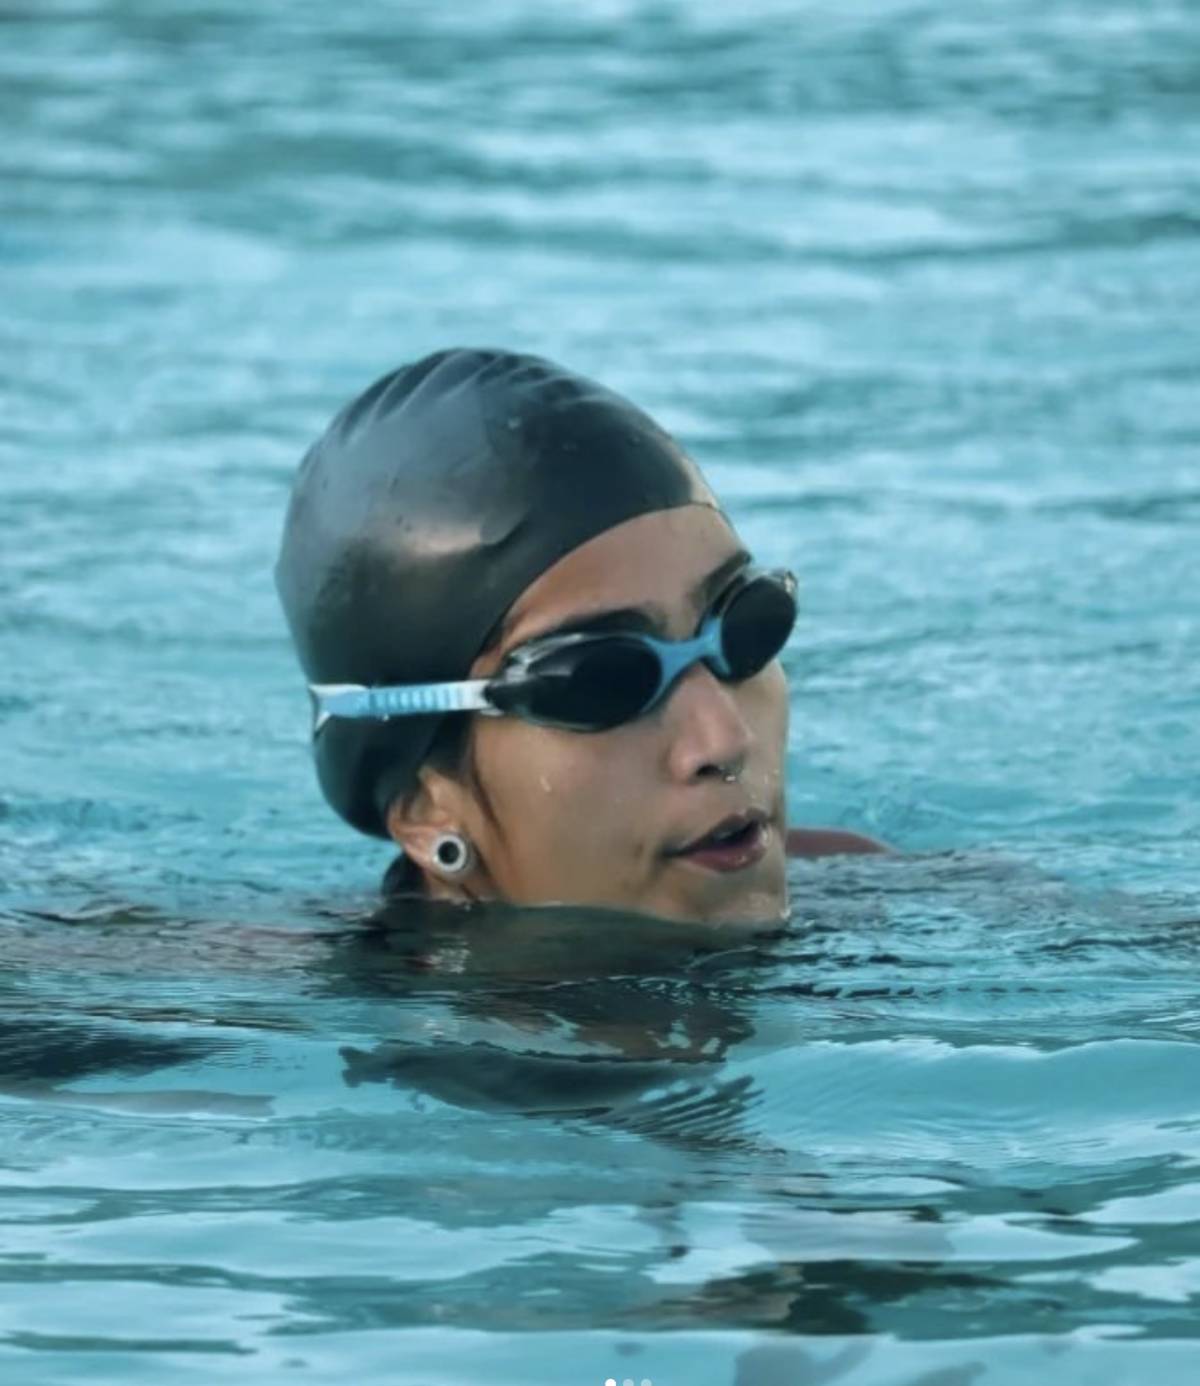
[669,819,770,874]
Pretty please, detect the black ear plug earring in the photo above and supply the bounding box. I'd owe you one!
[432,832,475,878]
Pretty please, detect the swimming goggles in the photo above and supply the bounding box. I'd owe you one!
[311,567,797,735]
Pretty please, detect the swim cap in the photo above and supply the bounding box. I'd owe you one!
[275,348,723,838]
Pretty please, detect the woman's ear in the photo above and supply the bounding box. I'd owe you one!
[385,767,486,898]
[385,765,451,847]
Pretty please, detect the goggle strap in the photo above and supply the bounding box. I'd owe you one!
[309,680,492,734]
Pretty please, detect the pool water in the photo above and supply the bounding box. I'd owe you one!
[1,1,1197,1382]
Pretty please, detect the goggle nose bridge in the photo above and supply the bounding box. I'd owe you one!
[637,609,732,713]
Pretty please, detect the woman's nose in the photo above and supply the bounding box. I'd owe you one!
[661,661,753,784]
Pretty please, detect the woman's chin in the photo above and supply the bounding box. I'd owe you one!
[652,846,788,925]
[487,881,788,930]
[647,877,789,927]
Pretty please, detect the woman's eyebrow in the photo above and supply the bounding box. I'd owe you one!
[503,549,752,648]
[691,547,752,608]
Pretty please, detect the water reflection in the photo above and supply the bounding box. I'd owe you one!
[0,854,1198,1350]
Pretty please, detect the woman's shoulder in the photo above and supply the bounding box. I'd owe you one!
[785,826,894,858]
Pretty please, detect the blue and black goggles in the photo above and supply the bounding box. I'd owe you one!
[311,567,797,736]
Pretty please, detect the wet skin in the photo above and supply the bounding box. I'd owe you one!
[389,506,791,924]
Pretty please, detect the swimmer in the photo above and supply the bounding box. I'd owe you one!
[276,349,887,924]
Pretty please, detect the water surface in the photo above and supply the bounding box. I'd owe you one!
[1,1,1197,1381]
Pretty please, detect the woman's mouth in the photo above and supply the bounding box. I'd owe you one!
[666,813,770,874]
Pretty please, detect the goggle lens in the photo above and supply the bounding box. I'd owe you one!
[519,640,662,730]
[719,574,796,679]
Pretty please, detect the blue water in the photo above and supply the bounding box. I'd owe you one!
[2,0,1198,1381]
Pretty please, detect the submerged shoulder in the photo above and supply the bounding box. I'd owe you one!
[785,826,894,858]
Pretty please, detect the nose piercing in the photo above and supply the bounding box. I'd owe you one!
[719,766,739,784]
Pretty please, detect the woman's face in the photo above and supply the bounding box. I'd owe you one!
[405,506,790,924]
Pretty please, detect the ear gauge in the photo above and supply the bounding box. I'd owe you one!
[431,831,475,879]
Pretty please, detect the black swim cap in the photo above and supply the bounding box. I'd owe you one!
[275,348,723,838]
